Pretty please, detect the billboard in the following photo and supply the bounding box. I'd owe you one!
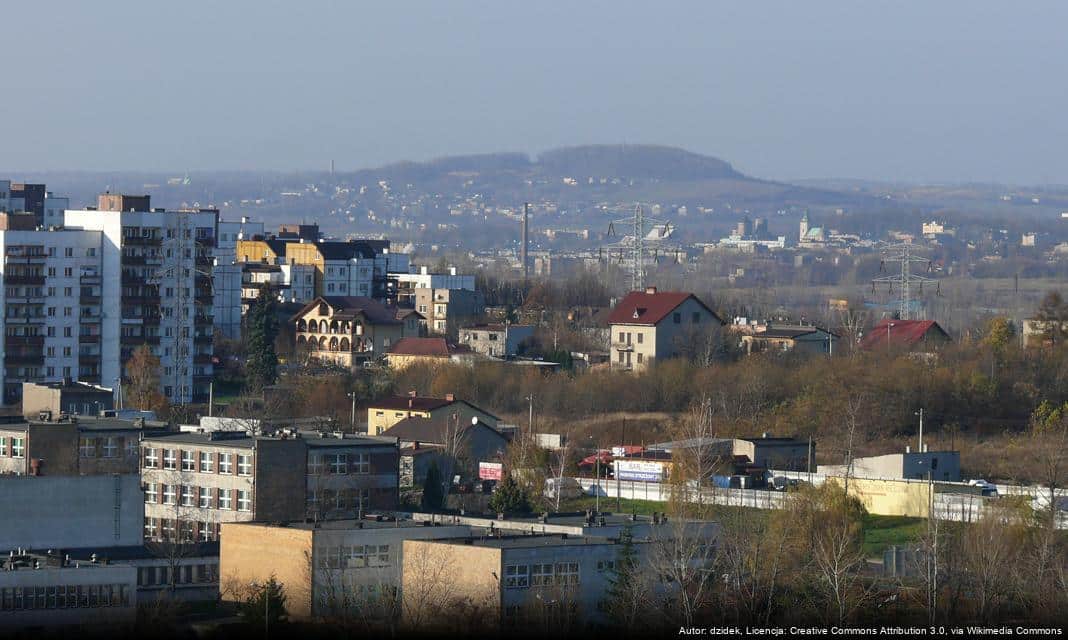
[615,459,665,482]
[479,462,503,480]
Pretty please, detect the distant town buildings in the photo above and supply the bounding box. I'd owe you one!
[458,323,534,358]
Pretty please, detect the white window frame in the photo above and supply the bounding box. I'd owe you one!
[198,487,212,508]
[219,452,233,474]
[102,437,118,459]
[555,562,579,586]
[504,564,530,589]
[219,491,232,510]
[163,449,176,470]
[79,437,96,458]
[145,448,159,468]
[237,454,252,476]
[199,451,214,473]
[11,438,24,458]
[236,489,251,512]
[181,450,195,471]
[531,563,554,587]
[330,453,347,475]
[163,484,177,505]
[145,483,158,503]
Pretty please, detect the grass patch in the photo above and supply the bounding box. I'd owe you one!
[557,495,665,516]
[862,514,926,556]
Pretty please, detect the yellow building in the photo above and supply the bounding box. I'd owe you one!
[292,296,421,369]
[365,393,499,437]
[384,337,478,371]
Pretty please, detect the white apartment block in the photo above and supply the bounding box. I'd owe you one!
[214,217,265,339]
[388,265,474,306]
[65,196,218,404]
[0,228,107,405]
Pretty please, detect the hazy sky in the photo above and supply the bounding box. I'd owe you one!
[3,1,1067,184]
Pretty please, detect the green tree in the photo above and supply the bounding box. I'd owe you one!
[488,475,532,515]
[604,524,644,628]
[421,461,445,510]
[245,288,279,390]
[241,575,287,631]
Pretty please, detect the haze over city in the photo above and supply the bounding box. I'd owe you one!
[5,0,1068,184]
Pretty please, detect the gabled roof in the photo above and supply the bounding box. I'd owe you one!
[367,394,500,420]
[382,416,506,446]
[606,289,723,326]
[858,319,950,350]
[387,337,471,357]
[291,296,400,325]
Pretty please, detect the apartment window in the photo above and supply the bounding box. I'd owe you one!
[504,564,530,589]
[329,453,348,475]
[618,331,624,343]
[11,438,24,458]
[64,247,73,257]
[64,268,72,277]
[63,307,72,317]
[197,522,214,542]
[0,436,5,456]
[145,448,159,468]
[531,563,554,586]
[673,313,681,324]
[181,450,195,471]
[637,333,643,344]
[308,454,324,476]
[64,327,72,337]
[161,519,176,540]
[219,453,233,474]
[125,439,137,459]
[199,451,214,472]
[637,353,643,364]
[63,346,72,357]
[219,490,232,510]
[353,452,370,474]
[145,484,158,503]
[199,487,212,508]
[64,287,72,297]
[597,559,617,573]
[102,437,118,459]
[180,485,195,507]
[237,454,252,476]
[163,485,176,505]
[79,437,96,458]
[555,562,579,586]
[237,490,251,512]
[163,449,177,470]
[144,517,159,539]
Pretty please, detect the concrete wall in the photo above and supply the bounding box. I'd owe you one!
[219,523,314,618]
[0,563,138,630]
[253,439,307,522]
[401,540,501,628]
[0,474,144,549]
[826,476,933,518]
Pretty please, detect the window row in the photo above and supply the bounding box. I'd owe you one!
[0,436,25,458]
[308,452,370,475]
[145,484,251,511]
[503,562,581,589]
[144,518,220,543]
[137,563,217,587]
[320,544,391,570]
[79,436,137,459]
[0,584,131,611]
[143,448,251,475]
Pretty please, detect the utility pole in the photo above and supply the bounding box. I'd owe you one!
[872,241,939,321]
[208,382,214,417]
[917,408,924,452]
[348,391,357,431]
[618,418,626,511]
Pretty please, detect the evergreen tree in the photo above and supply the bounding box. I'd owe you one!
[421,461,445,510]
[241,575,287,630]
[604,523,642,627]
[245,287,279,390]
[488,475,532,514]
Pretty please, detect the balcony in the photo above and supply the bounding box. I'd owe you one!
[122,236,161,246]
[4,254,46,264]
[79,334,101,344]
[4,275,45,286]
[612,342,635,352]
[5,336,44,347]
[79,354,101,364]
[5,354,44,366]
[80,295,102,305]
[121,255,163,265]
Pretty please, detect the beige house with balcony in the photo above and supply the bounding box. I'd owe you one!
[292,296,422,368]
[606,287,723,371]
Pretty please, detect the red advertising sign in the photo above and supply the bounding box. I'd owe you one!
[479,462,503,480]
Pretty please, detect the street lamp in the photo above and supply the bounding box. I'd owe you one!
[347,391,357,432]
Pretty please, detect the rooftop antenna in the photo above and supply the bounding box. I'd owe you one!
[872,241,938,320]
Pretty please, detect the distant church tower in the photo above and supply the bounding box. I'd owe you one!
[799,211,810,242]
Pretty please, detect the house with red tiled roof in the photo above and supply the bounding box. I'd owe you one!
[385,337,477,371]
[858,319,951,352]
[607,287,724,371]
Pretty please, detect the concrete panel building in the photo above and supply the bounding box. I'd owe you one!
[0,474,144,550]
[0,227,108,405]
[65,195,218,404]
[820,449,960,483]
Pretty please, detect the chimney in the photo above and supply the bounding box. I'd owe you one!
[645,286,657,294]
[445,393,455,402]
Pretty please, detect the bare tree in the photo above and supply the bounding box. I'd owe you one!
[645,519,717,627]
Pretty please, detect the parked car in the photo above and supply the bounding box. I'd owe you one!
[968,479,999,497]
[544,477,583,500]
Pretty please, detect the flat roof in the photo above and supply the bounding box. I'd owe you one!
[141,432,257,448]
[424,534,618,549]
[226,517,447,532]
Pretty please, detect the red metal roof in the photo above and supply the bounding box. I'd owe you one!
[605,289,721,326]
[858,319,949,350]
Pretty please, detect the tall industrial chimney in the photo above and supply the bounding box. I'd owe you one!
[521,202,530,280]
